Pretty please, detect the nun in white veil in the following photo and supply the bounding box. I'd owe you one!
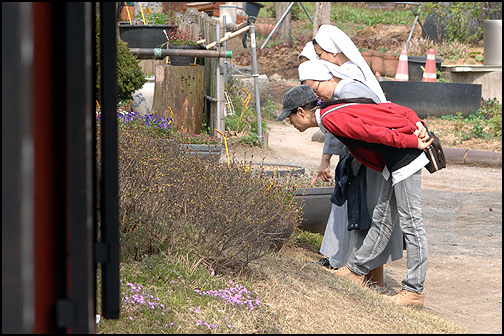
[313,24,387,103]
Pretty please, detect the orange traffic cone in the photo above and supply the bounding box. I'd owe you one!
[394,50,408,81]
[422,48,437,82]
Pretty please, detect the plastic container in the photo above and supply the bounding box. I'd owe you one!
[484,20,502,66]
[245,2,264,18]
[294,187,334,234]
[219,5,237,24]
[117,25,177,49]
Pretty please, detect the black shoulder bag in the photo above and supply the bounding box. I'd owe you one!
[423,129,446,173]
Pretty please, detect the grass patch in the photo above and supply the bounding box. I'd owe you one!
[258,2,427,26]
[224,82,276,146]
[97,246,469,334]
[288,228,324,252]
[330,2,426,26]
[424,98,502,150]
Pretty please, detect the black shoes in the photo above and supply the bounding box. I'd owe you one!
[316,257,337,270]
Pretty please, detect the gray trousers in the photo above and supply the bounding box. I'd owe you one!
[347,169,428,293]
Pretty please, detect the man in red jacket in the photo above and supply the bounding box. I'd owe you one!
[278,85,433,309]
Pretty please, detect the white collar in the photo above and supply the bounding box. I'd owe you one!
[315,107,327,134]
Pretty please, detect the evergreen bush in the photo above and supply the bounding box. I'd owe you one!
[95,16,146,103]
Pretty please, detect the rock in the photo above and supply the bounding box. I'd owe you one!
[230,74,270,108]
[311,129,326,143]
[269,73,282,82]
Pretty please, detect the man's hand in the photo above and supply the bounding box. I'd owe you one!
[414,121,430,141]
[417,137,434,150]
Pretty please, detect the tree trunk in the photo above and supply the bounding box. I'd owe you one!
[313,2,331,38]
[151,64,205,134]
[274,2,292,43]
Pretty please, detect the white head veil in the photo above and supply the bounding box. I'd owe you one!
[298,60,331,82]
[299,41,318,61]
[298,59,357,82]
[314,24,387,103]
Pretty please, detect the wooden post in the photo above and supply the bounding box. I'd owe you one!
[151,64,205,134]
[175,8,220,136]
[138,59,165,77]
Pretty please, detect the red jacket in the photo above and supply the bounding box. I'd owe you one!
[320,102,425,172]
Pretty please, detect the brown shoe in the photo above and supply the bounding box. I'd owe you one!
[384,289,424,309]
[332,266,365,286]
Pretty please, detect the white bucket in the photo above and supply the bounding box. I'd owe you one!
[484,20,502,66]
[219,5,237,24]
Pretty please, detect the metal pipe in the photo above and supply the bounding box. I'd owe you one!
[299,2,314,24]
[223,15,228,83]
[128,48,232,58]
[216,21,222,139]
[261,2,295,50]
[204,95,217,102]
[405,4,422,50]
[249,20,263,146]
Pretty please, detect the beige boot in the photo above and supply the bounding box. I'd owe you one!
[384,289,424,309]
[331,266,365,286]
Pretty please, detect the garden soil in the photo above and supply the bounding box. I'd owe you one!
[223,14,500,334]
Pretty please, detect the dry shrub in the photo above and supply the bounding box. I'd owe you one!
[115,125,303,273]
[407,37,470,63]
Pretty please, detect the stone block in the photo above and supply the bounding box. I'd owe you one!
[464,150,502,166]
[230,74,269,109]
[443,147,468,163]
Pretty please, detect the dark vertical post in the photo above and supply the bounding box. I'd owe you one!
[99,1,120,320]
[31,2,67,333]
[2,2,35,333]
[65,2,95,333]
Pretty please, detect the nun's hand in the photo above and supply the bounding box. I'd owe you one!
[312,154,332,185]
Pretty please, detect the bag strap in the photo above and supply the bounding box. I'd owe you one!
[321,103,359,119]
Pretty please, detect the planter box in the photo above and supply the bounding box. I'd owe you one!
[118,24,178,49]
[379,81,482,118]
[168,44,202,66]
[371,51,384,76]
[179,144,222,164]
[294,187,334,234]
[233,163,305,177]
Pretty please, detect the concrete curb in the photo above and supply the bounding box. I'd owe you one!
[443,147,502,167]
[311,131,501,167]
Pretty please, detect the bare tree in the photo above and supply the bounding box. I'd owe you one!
[274,2,292,42]
[313,2,332,37]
